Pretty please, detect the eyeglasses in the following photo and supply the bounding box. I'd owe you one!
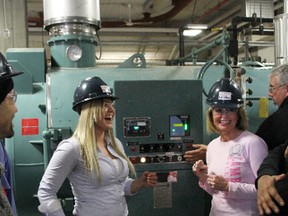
[6,90,17,103]
[268,84,287,93]
[212,107,238,115]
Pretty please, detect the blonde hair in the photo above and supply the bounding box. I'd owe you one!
[73,100,136,182]
[206,107,248,134]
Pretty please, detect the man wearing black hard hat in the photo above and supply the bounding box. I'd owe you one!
[0,52,23,216]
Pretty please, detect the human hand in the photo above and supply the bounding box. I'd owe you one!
[192,160,208,183]
[207,173,228,191]
[131,171,158,194]
[257,174,286,215]
[141,171,157,187]
[184,144,207,163]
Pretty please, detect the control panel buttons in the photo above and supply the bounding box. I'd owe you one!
[140,157,146,163]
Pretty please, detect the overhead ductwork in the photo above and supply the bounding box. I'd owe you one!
[101,0,194,28]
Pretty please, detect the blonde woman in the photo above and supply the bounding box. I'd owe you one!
[37,76,157,216]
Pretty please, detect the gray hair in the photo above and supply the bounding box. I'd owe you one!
[270,64,288,85]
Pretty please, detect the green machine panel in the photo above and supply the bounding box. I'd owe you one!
[114,80,207,216]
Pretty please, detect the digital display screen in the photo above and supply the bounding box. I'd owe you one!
[170,115,190,137]
[123,117,151,137]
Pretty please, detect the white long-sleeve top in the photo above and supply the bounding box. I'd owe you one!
[37,136,134,216]
[200,131,268,216]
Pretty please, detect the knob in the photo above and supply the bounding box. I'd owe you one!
[246,89,253,95]
[157,156,164,163]
[246,77,253,83]
[246,100,253,107]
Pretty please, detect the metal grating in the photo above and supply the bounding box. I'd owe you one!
[242,0,274,18]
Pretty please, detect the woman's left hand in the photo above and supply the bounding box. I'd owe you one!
[207,173,229,191]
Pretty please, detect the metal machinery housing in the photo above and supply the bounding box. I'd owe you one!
[4,0,278,215]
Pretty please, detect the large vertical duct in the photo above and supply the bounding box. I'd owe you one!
[43,0,100,67]
[274,0,288,66]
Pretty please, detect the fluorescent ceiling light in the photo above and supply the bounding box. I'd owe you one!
[185,24,208,30]
[182,24,208,37]
[183,29,203,37]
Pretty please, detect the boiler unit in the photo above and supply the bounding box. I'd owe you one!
[3,0,277,215]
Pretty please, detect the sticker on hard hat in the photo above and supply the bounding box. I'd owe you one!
[218,91,232,100]
[101,85,112,94]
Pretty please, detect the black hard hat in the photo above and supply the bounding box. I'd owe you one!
[0,52,23,82]
[206,78,243,108]
[72,76,118,112]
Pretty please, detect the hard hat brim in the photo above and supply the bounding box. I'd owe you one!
[0,71,24,82]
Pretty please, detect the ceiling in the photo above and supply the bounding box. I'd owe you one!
[27,0,284,66]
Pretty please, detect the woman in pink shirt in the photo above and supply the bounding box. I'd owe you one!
[193,78,268,216]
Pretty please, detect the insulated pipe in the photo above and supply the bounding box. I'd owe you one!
[43,0,101,68]
[44,0,100,33]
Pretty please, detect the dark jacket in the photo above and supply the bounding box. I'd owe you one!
[256,97,288,150]
[257,141,287,178]
[256,140,288,216]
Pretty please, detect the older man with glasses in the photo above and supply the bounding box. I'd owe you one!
[256,64,288,150]
[256,63,288,216]
[0,52,23,216]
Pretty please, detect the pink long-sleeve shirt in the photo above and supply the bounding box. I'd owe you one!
[200,131,268,216]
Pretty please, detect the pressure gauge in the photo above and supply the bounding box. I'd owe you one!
[66,45,82,61]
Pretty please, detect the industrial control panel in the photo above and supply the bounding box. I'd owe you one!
[115,80,206,216]
[115,80,203,167]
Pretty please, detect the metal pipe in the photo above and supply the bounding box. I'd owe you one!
[175,31,229,64]
[229,16,274,65]
[178,26,185,65]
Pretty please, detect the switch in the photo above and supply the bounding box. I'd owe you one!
[131,146,136,152]
[130,157,137,164]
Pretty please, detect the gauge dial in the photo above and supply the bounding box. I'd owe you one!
[66,45,82,61]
